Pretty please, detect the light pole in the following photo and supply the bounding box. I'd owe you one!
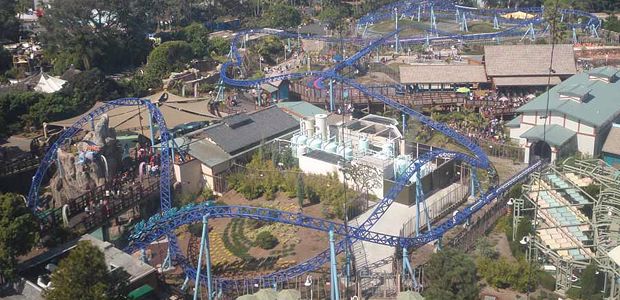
[304,275,313,300]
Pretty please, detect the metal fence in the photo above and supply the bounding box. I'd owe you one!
[368,62,401,82]
[472,138,525,162]
[448,194,510,251]
[399,184,469,238]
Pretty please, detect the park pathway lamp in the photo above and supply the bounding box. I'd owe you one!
[520,235,531,245]
[305,275,313,300]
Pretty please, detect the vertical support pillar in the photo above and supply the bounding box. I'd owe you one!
[181,275,190,291]
[493,15,499,29]
[140,248,148,263]
[329,80,335,112]
[415,179,421,237]
[455,8,460,23]
[530,23,536,41]
[329,228,340,300]
[462,13,468,32]
[394,7,399,54]
[572,27,578,44]
[470,167,477,199]
[148,109,155,150]
[90,116,95,131]
[194,215,213,300]
[402,113,406,133]
[417,5,421,22]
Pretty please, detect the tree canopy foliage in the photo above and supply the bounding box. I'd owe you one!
[604,14,620,32]
[262,3,302,28]
[40,0,156,74]
[0,193,39,282]
[0,0,19,41]
[0,69,124,137]
[44,240,130,300]
[424,248,479,300]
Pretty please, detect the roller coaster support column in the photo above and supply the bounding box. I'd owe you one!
[462,13,468,32]
[401,247,416,289]
[194,215,213,300]
[417,5,421,22]
[394,7,399,53]
[402,113,406,133]
[430,6,437,33]
[140,248,148,263]
[329,228,340,300]
[455,8,460,23]
[470,167,477,199]
[181,276,190,291]
[148,109,156,150]
[572,27,578,44]
[590,24,599,38]
[329,80,335,112]
[493,15,499,30]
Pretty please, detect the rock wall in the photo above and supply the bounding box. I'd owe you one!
[49,114,122,207]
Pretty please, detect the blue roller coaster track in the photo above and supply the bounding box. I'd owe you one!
[27,0,580,293]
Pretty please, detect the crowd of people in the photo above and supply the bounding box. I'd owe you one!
[445,115,509,144]
[476,91,536,118]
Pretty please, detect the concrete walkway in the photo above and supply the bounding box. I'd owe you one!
[351,182,468,272]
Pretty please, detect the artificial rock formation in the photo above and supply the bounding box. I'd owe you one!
[49,114,122,208]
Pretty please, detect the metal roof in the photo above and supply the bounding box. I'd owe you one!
[261,83,279,93]
[602,125,620,156]
[493,76,561,87]
[276,101,326,120]
[399,64,488,84]
[484,44,576,77]
[559,84,591,99]
[200,106,298,155]
[520,124,576,147]
[516,67,620,127]
[506,116,521,128]
[589,66,620,79]
[187,139,231,167]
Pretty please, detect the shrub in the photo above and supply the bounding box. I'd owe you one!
[255,231,278,250]
[188,223,203,236]
[539,272,556,290]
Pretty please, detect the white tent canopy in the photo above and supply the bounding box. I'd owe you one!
[34,72,67,93]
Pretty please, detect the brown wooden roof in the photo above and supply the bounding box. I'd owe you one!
[484,44,577,77]
[493,76,561,87]
[399,64,488,84]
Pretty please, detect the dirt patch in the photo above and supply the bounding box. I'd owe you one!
[182,190,336,277]
[489,156,526,183]
[480,285,527,300]
[488,230,517,263]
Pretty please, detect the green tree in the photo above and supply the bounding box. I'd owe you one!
[40,0,155,73]
[182,22,212,59]
[0,0,19,41]
[543,0,570,43]
[0,47,11,75]
[0,91,46,135]
[580,262,604,299]
[262,3,301,28]
[604,14,620,32]
[318,5,351,31]
[143,40,193,82]
[209,36,231,57]
[296,174,305,210]
[424,248,479,300]
[255,231,278,250]
[44,240,130,300]
[0,193,39,282]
